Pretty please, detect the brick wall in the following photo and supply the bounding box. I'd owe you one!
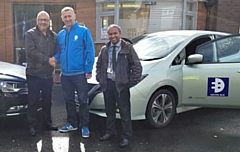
[0,1,6,62]
[76,1,104,56]
[197,2,207,30]
[0,0,97,63]
[197,0,240,34]
[216,0,240,34]
[3,0,239,63]
[197,1,218,31]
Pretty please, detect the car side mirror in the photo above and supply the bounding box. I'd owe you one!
[188,54,203,64]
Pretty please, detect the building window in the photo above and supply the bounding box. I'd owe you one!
[186,15,193,30]
[162,9,174,16]
[187,1,197,12]
[119,1,149,39]
[183,0,197,30]
[96,0,149,42]
[101,16,114,39]
[13,4,45,65]
[12,3,74,65]
[102,2,115,12]
[96,1,117,43]
[96,0,198,43]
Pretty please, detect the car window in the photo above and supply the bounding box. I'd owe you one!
[185,36,212,63]
[197,43,214,63]
[215,34,227,39]
[217,36,240,62]
[196,35,240,63]
[173,49,186,65]
[134,35,187,60]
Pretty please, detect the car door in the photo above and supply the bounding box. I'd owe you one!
[182,35,240,108]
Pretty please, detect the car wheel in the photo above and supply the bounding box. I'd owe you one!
[146,89,176,128]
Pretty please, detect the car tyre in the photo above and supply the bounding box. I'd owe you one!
[146,89,176,128]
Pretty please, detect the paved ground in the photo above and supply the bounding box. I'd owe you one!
[1,84,240,152]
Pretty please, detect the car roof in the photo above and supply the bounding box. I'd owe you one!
[144,30,230,37]
[131,30,230,45]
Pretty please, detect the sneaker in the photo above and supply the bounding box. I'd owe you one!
[82,127,90,138]
[59,123,78,133]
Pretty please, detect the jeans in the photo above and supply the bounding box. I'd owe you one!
[26,75,53,128]
[61,74,89,128]
[103,79,132,139]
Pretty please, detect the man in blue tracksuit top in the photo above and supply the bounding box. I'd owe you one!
[51,6,95,138]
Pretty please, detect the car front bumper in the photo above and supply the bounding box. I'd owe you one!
[0,91,28,117]
[88,84,148,120]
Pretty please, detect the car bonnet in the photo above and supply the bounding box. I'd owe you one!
[0,61,26,79]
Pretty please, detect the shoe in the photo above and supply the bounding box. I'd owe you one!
[81,127,90,138]
[29,128,36,136]
[44,123,58,131]
[119,139,129,148]
[59,123,78,133]
[99,134,116,141]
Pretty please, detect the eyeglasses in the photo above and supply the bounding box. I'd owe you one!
[37,18,50,22]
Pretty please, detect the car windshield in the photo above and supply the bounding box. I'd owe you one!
[133,35,188,60]
[131,34,148,44]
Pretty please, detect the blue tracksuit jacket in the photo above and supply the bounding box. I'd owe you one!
[54,21,95,76]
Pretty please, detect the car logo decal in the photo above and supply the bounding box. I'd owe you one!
[208,78,229,97]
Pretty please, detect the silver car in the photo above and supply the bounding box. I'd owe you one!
[88,30,235,128]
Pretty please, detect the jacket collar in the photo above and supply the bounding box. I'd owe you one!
[110,40,121,47]
[63,21,79,32]
[35,25,53,37]
[106,38,129,49]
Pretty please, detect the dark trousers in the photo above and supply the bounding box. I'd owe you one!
[61,74,89,128]
[26,74,53,128]
[103,79,132,139]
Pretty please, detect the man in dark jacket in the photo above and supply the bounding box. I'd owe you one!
[25,11,58,136]
[96,24,142,148]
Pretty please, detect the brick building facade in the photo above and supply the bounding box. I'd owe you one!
[0,0,239,63]
[215,0,240,34]
[197,0,240,34]
[0,0,101,63]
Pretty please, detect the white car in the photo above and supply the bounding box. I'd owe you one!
[87,30,237,128]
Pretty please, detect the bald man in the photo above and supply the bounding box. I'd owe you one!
[25,11,58,136]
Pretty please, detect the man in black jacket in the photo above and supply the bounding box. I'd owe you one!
[25,11,58,136]
[96,24,142,148]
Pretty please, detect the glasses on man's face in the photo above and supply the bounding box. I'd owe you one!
[37,18,50,22]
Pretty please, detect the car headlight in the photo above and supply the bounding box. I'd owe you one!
[0,81,27,93]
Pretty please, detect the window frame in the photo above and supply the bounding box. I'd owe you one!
[96,1,119,43]
[196,34,240,63]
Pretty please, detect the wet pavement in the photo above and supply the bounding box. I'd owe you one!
[1,84,240,152]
